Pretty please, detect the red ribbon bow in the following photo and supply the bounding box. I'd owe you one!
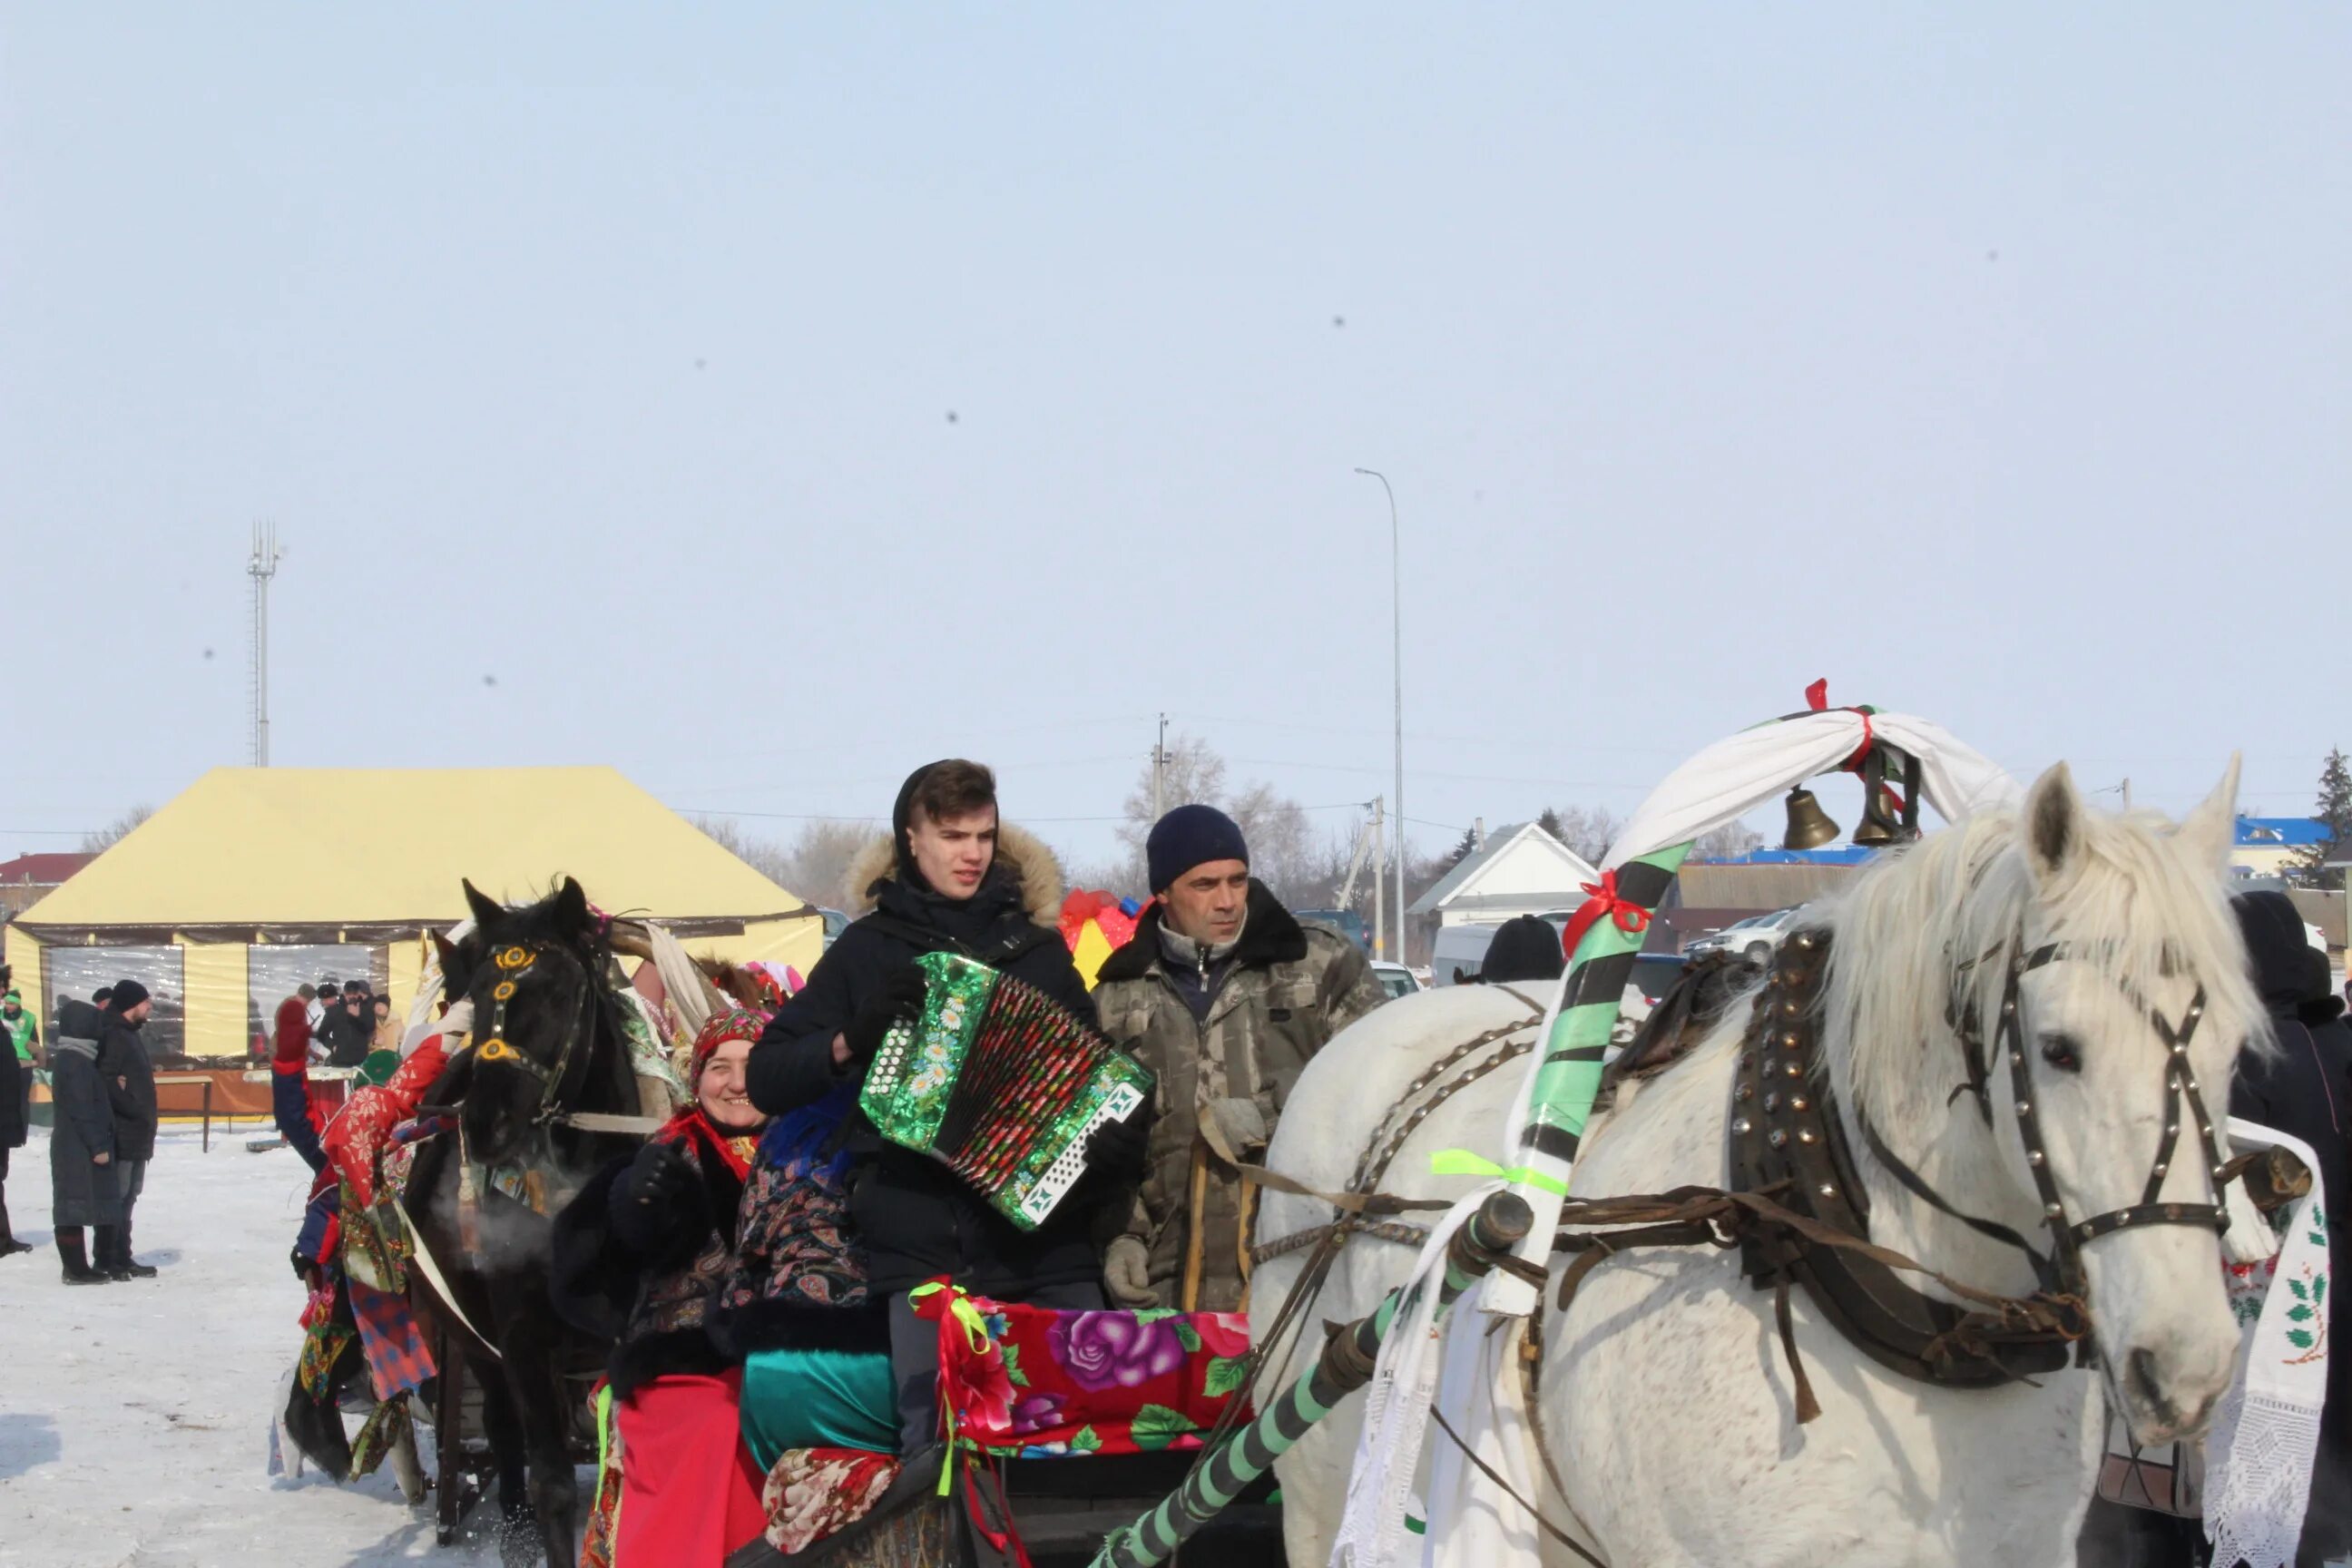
[1807,677,1875,772]
[1562,868,1651,960]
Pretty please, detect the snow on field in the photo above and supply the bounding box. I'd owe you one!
[0,1122,514,1567]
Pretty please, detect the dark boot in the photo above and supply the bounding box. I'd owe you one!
[57,1227,107,1285]
[92,1224,132,1281]
[114,1220,157,1278]
[0,1198,34,1257]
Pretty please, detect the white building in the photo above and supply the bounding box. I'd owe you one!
[1406,821,1602,929]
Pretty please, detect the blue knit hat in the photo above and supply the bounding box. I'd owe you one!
[1147,804,1250,894]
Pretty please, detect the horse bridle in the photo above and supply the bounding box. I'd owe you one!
[472,941,598,1128]
[1861,935,2229,1318]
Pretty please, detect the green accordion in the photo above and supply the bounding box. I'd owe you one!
[859,951,1153,1230]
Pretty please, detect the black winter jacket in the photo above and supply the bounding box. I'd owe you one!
[98,1014,159,1163]
[316,1005,373,1070]
[553,1138,749,1398]
[2230,893,2352,1454]
[2,1059,25,1152]
[748,843,1137,1300]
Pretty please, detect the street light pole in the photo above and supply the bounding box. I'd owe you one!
[1355,467,1405,965]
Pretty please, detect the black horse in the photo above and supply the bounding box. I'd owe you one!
[402,878,647,1565]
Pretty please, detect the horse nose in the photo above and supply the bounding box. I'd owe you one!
[2123,1343,2228,1442]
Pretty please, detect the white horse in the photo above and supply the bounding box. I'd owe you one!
[1253,761,2261,1567]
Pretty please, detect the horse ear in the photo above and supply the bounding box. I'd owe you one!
[552,877,593,937]
[462,879,504,930]
[431,928,460,976]
[2022,761,2083,884]
[2171,754,2242,872]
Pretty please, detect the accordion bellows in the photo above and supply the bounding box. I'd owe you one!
[860,952,1153,1230]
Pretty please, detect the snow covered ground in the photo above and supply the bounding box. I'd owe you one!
[0,1122,513,1567]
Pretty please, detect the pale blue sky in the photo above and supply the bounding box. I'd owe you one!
[3,6,2344,870]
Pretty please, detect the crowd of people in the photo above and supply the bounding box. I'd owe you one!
[7,752,2345,1565]
[266,976,398,1073]
[531,759,1387,1561]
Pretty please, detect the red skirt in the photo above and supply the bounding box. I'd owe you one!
[611,1371,769,1566]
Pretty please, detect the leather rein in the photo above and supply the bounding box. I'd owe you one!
[1854,931,2230,1331]
[468,938,659,1136]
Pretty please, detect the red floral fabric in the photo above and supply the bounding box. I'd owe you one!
[912,1287,1253,1459]
[762,1446,903,1554]
[320,1036,449,1208]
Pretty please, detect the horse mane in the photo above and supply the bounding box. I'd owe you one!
[1821,802,2262,1132]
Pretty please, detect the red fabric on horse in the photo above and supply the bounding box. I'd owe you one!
[611,1371,769,1566]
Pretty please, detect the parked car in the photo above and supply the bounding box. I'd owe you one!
[1370,961,1422,1001]
[1684,907,1802,964]
[1295,908,1371,953]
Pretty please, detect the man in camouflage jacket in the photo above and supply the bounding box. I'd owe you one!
[1093,805,1387,1312]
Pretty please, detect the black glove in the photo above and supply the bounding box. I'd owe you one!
[1084,1109,1152,1180]
[612,1140,697,1253]
[841,965,931,1064]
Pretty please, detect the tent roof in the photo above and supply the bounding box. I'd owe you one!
[14,767,808,942]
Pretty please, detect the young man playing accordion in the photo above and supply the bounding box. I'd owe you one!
[748,760,1152,1446]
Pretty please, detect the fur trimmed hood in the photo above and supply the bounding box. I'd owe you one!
[842,822,1065,926]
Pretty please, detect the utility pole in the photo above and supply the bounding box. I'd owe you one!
[1151,713,1171,821]
[1370,796,1387,962]
[1354,468,1406,965]
[247,522,283,766]
[2121,778,2132,811]
[1474,816,1486,852]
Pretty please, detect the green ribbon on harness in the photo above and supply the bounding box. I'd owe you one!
[1429,1149,1571,1196]
[907,1282,997,1496]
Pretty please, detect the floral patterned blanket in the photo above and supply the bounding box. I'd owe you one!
[911,1285,1254,1459]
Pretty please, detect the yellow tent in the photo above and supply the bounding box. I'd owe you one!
[5,767,820,1060]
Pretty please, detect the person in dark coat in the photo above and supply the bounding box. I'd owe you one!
[747,760,1140,1304]
[2230,891,2352,1563]
[47,995,118,1284]
[0,990,27,1259]
[554,1009,789,1565]
[96,980,160,1279]
[315,986,374,1069]
[1474,914,1568,986]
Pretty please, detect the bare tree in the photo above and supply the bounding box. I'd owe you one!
[1694,820,1767,860]
[1117,734,1229,855]
[81,805,153,853]
[784,818,878,908]
[1226,780,1318,904]
[1546,805,1624,866]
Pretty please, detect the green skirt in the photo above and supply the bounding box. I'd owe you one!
[738,1347,898,1470]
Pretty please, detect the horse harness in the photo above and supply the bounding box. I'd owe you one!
[1733,926,2228,1391]
[474,942,595,1125]
[460,940,664,1219]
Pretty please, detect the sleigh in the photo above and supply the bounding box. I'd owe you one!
[712,1195,1530,1568]
[720,1289,1287,1568]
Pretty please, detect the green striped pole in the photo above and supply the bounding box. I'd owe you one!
[1090,1191,1534,1568]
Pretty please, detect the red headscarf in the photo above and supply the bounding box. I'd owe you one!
[659,1007,769,1180]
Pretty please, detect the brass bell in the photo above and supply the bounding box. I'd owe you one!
[1782,788,1840,850]
[1852,808,1901,848]
[1850,749,1915,848]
